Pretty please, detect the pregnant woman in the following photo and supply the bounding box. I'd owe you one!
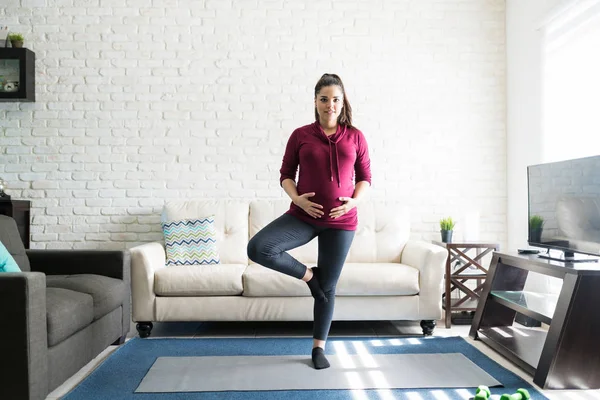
[247,73,372,370]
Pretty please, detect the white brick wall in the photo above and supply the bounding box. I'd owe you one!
[0,0,506,250]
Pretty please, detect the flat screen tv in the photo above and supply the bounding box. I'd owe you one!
[527,155,600,262]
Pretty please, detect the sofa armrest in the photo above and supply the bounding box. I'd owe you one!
[401,240,447,318]
[130,242,166,322]
[26,250,130,281]
[0,272,48,400]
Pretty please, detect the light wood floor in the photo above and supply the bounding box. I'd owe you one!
[46,320,600,400]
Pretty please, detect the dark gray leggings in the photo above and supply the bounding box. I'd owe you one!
[247,213,355,341]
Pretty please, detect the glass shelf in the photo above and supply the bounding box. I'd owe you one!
[490,290,558,325]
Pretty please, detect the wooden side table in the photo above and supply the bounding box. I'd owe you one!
[433,240,499,328]
[0,199,31,248]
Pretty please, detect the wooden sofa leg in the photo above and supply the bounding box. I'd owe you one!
[112,334,126,345]
[420,320,436,336]
[136,322,154,338]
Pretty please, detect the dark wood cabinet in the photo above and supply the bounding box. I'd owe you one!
[469,252,600,389]
[0,199,31,248]
[0,48,35,102]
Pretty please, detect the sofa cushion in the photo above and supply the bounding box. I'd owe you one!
[243,263,419,297]
[336,263,419,296]
[154,264,246,296]
[162,200,249,265]
[46,287,94,347]
[46,274,126,320]
[162,216,220,266]
[0,240,21,272]
[243,263,310,297]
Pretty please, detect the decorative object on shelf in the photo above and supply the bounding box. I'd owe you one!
[3,81,18,92]
[0,177,10,200]
[7,33,24,48]
[528,215,544,243]
[439,216,456,243]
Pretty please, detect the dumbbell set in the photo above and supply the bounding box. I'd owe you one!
[472,385,531,400]
[499,390,531,400]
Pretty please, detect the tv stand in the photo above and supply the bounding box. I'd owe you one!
[470,252,600,389]
[537,250,599,263]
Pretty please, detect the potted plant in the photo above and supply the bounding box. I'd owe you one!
[440,217,456,243]
[529,215,544,243]
[8,33,24,48]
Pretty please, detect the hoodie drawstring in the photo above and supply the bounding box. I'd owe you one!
[334,142,340,188]
[316,121,344,188]
[327,137,340,187]
[328,140,334,182]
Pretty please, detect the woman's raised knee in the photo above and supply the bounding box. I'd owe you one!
[247,237,279,262]
[247,238,260,262]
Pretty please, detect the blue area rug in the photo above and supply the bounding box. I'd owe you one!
[62,336,547,400]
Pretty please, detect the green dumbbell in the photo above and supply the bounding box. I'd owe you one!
[473,385,491,399]
[500,388,531,400]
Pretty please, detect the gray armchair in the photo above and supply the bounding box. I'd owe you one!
[0,215,130,400]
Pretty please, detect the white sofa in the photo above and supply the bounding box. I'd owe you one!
[130,199,447,337]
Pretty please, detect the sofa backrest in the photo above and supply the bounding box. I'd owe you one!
[346,201,410,263]
[162,199,410,265]
[162,200,249,265]
[0,215,31,271]
[249,199,410,264]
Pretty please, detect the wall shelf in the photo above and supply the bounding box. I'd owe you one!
[0,48,35,102]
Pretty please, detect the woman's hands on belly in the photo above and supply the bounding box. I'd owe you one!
[329,196,358,219]
[293,192,324,219]
[296,188,353,219]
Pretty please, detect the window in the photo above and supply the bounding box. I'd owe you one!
[541,0,600,162]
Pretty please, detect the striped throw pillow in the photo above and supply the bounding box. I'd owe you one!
[162,216,220,266]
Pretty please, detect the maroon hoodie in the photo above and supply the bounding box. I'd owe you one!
[279,121,372,230]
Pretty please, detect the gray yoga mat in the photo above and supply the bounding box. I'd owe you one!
[135,353,501,392]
